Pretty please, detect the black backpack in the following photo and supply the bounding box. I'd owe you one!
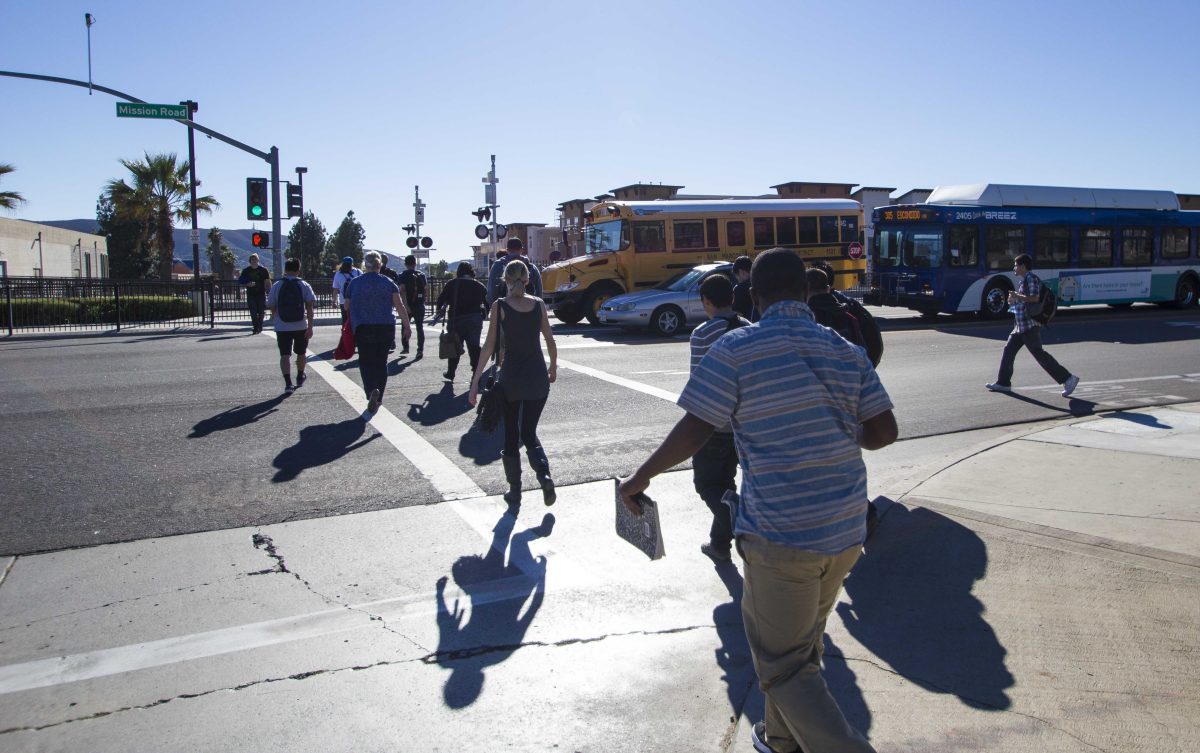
[1029,277,1058,325]
[403,270,427,307]
[835,291,883,367]
[277,279,305,323]
[810,295,868,353]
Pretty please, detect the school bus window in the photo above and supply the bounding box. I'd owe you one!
[753,217,774,247]
[673,220,706,251]
[726,220,746,247]
[1121,227,1152,266]
[798,216,818,244]
[1080,227,1112,267]
[706,218,718,249]
[776,217,797,246]
[948,225,979,267]
[819,216,839,244]
[1162,227,1190,259]
[632,220,665,253]
[1034,226,1070,268]
[986,226,1025,270]
[840,215,859,241]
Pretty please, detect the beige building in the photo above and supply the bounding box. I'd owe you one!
[0,218,108,278]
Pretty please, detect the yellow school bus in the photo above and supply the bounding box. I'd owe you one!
[542,198,864,325]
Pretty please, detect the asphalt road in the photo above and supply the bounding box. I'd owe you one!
[1,304,1197,555]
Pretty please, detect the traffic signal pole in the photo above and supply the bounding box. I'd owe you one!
[270,147,282,277]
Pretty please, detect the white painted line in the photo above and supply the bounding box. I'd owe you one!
[557,358,681,403]
[303,354,486,502]
[1026,373,1200,392]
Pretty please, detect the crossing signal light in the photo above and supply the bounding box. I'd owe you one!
[246,178,268,221]
[471,208,491,222]
[251,231,270,248]
[286,183,303,218]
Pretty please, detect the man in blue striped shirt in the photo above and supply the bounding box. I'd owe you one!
[621,248,897,753]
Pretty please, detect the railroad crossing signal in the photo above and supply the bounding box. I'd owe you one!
[246,178,268,221]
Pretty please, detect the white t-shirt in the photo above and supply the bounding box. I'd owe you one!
[333,269,360,304]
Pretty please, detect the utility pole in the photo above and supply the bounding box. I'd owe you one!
[295,166,307,273]
[414,185,424,256]
[483,154,498,257]
[181,100,199,287]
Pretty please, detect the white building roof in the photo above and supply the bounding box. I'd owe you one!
[926,183,1179,211]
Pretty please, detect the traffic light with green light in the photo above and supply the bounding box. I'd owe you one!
[246,178,268,221]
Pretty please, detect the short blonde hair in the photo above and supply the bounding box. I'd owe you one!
[363,250,382,272]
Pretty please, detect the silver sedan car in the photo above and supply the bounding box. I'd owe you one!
[597,263,735,336]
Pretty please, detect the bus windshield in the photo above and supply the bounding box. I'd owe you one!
[876,225,944,269]
[585,220,628,254]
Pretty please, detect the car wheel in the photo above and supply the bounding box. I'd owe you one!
[978,278,1011,320]
[650,305,685,336]
[583,282,623,325]
[554,305,584,325]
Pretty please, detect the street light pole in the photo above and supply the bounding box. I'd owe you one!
[181,100,199,288]
[295,166,307,273]
[484,154,498,258]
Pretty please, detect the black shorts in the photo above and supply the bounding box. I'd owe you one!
[276,330,309,356]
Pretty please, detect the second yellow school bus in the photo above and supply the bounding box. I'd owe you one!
[541,198,864,325]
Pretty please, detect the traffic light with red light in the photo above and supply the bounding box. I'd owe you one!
[251,231,270,248]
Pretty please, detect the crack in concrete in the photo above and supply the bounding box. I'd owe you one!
[0,658,409,735]
[418,623,710,664]
[824,651,1111,753]
[248,532,429,654]
[0,579,222,634]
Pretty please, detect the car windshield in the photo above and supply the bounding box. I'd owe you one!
[665,267,707,292]
[654,272,688,290]
[584,220,628,255]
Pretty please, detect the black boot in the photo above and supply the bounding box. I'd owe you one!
[501,453,522,507]
[527,446,556,506]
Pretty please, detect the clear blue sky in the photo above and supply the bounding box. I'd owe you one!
[4,0,1200,264]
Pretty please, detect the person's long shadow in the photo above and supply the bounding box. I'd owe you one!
[189,394,289,438]
[710,560,760,726]
[271,418,381,482]
[836,503,1014,713]
[997,389,1098,417]
[434,510,555,709]
[458,421,504,466]
[408,382,473,427]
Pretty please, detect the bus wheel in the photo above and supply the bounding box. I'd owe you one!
[979,279,1011,320]
[1171,274,1198,308]
[650,305,685,337]
[583,283,622,325]
[554,306,584,325]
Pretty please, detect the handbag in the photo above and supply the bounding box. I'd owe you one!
[474,365,504,433]
[333,317,355,360]
[438,280,465,360]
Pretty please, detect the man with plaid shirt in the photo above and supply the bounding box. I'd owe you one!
[987,253,1080,397]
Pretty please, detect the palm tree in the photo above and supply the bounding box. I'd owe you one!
[104,152,218,280]
[0,163,26,211]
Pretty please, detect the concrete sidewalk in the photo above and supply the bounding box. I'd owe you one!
[0,405,1197,752]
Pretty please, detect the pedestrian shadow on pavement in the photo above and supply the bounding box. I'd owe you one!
[458,424,504,466]
[995,389,1098,417]
[386,357,421,377]
[408,382,473,426]
[271,418,381,482]
[433,509,555,709]
[189,394,290,438]
[711,560,762,729]
[836,502,1014,714]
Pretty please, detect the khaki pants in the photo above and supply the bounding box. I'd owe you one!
[738,534,875,753]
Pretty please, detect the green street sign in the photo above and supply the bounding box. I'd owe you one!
[116,102,189,119]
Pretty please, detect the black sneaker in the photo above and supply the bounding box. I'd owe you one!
[285,384,295,394]
[700,543,731,562]
[295,372,306,389]
[366,389,382,413]
[443,370,454,380]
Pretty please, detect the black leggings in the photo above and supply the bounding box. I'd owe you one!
[503,397,547,456]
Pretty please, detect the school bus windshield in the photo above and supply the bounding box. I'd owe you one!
[585,219,628,254]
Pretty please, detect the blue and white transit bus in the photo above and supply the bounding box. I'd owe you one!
[864,183,1200,318]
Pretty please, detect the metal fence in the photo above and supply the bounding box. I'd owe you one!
[2,276,453,335]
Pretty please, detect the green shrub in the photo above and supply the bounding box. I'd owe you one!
[0,295,196,327]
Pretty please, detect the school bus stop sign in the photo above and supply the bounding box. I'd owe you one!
[848,242,864,259]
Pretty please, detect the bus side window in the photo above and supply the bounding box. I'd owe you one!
[776,217,797,246]
[949,226,979,267]
[726,220,746,247]
[819,216,839,244]
[798,217,818,244]
[632,221,666,253]
[706,218,719,250]
[753,218,774,247]
[673,220,706,251]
